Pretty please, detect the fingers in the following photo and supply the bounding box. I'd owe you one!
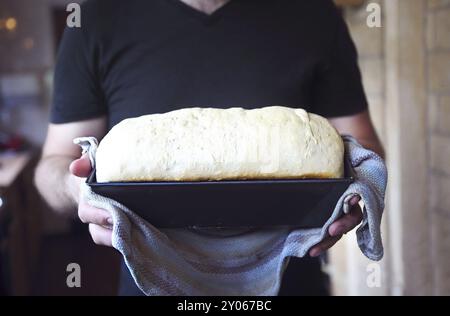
[79,202,113,247]
[78,202,113,228]
[73,155,111,247]
[328,204,363,237]
[309,235,342,257]
[308,200,364,258]
[69,154,92,178]
[89,224,113,247]
[349,195,361,206]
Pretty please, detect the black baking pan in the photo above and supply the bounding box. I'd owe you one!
[86,158,354,229]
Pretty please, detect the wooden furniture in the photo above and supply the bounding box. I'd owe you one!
[0,150,38,295]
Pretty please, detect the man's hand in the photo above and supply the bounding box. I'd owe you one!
[307,110,383,256]
[309,196,363,257]
[70,155,113,247]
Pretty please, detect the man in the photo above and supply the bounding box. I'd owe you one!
[35,0,384,295]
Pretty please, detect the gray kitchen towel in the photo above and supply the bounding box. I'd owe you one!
[74,135,387,295]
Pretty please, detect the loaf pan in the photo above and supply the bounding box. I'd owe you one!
[86,159,353,229]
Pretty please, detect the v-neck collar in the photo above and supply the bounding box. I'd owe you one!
[166,0,234,24]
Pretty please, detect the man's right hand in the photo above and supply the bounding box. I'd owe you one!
[69,155,113,247]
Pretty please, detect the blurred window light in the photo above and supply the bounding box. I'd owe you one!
[5,17,17,31]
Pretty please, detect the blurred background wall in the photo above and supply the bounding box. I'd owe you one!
[330,0,450,296]
[0,0,120,296]
[426,0,450,296]
[0,0,58,145]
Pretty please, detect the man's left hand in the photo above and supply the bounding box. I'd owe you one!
[309,196,363,257]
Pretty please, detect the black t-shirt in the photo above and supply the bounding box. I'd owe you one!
[51,0,367,129]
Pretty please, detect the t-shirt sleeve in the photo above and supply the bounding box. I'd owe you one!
[50,26,106,124]
[311,9,368,118]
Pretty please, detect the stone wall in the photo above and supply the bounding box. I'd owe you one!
[426,0,450,296]
[331,0,450,296]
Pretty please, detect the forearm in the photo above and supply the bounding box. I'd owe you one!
[34,155,79,216]
[356,136,385,159]
[329,111,385,160]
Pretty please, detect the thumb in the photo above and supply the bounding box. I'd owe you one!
[69,154,92,178]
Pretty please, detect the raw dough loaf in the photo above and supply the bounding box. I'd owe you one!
[95,106,344,182]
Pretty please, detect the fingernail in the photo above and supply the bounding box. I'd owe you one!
[350,195,361,205]
[106,217,113,225]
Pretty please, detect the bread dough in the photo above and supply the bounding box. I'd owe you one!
[95,106,344,182]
